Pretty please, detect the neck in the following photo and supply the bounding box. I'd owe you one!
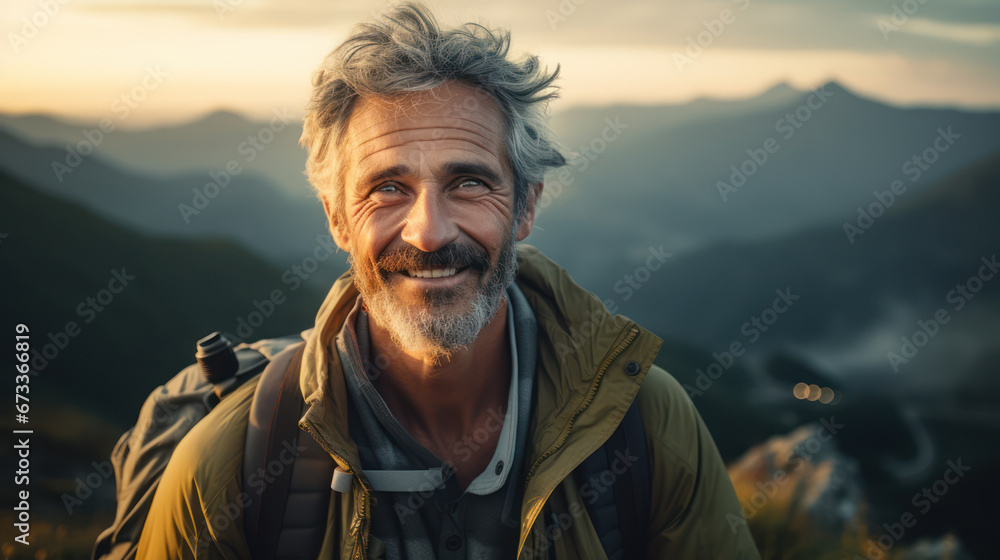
[367,297,511,440]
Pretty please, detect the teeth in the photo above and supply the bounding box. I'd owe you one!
[406,268,458,278]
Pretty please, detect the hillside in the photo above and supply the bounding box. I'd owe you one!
[629,151,1000,394]
[0,128,329,266]
[0,169,332,425]
[0,109,310,196]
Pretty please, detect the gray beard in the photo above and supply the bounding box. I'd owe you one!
[352,234,518,362]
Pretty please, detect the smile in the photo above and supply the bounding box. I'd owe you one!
[405,267,461,279]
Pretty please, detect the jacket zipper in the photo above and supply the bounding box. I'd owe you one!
[524,324,640,483]
[300,421,371,560]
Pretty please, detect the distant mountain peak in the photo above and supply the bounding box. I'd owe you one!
[814,80,855,98]
[761,82,800,97]
[200,109,252,124]
[748,82,805,107]
[165,108,258,134]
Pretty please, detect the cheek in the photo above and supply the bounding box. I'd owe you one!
[347,201,396,263]
[451,212,513,266]
[464,198,515,245]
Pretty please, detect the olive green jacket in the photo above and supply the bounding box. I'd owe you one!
[137,244,761,559]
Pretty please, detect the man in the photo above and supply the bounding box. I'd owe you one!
[136,3,760,558]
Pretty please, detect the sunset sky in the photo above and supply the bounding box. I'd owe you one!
[2,0,998,127]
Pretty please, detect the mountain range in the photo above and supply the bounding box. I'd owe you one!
[0,125,329,267]
[532,82,1000,264]
[3,81,998,394]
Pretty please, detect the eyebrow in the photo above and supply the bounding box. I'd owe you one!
[442,161,503,185]
[358,164,411,189]
[357,161,505,189]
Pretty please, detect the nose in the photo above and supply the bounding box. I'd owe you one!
[400,190,459,253]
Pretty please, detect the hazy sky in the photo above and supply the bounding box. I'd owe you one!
[2,0,998,127]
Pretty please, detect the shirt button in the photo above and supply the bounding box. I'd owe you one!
[625,361,641,375]
[495,461,504,475]
[445,535,462,551]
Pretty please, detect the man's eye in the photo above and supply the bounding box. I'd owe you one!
[376,184,399,193]
[457,178,487,189]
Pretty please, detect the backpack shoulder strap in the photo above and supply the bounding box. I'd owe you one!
[242,342,336,560]
[571,398,650,560]
[242,342,306,557]
[620,398,651,556]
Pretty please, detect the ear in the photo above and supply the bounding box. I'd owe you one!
[320,193,352,253]
[515,182,543,242]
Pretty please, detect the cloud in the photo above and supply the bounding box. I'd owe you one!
[900,18,1000,45]
[2,0,999,123]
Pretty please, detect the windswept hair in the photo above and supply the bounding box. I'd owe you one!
[300,2,566,223]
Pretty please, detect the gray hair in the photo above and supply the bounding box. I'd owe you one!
[300,1,566,225]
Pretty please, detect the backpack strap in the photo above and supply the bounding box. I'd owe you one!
[571,398,650,560]
[620,398,651,558]
[242,343,305,558]
[243,342,337,560]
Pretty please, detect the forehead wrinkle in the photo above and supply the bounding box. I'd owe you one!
[354,142,509,184]
[350,115,502,149]
[353,134,504,170]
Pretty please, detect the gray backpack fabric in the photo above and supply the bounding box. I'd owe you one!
[92,333,305,560]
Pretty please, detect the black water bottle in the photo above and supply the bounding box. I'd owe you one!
[195,331,239,384]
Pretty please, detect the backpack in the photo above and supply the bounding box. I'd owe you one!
[93,331,650,560]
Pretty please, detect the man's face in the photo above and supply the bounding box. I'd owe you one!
[324,82,537,358]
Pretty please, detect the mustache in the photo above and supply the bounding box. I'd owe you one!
[376,242,491,274]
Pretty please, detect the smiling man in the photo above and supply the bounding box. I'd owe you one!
[331,82,532,496]
[134,3,760,559]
